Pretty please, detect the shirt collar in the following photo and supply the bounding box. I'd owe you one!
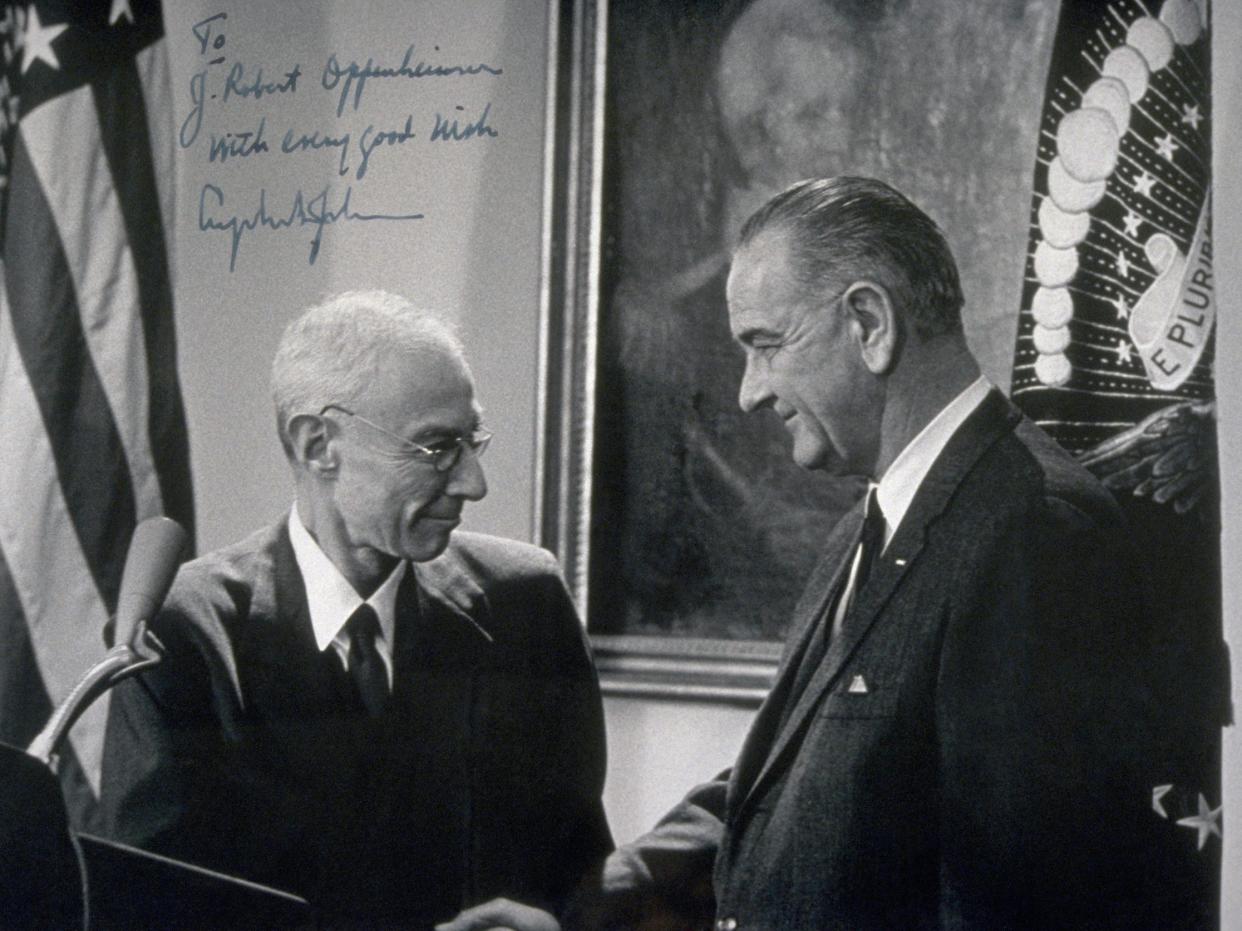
[287,505,404,653]
[876,375,991,545]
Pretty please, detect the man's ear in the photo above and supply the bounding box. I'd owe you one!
[843,280,899,375]
[285,413,338,477]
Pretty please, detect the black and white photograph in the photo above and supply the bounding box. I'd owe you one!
[0,0,1238,928]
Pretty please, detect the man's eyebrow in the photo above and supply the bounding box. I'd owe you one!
[412,413,483,442]
[734,325,780,345]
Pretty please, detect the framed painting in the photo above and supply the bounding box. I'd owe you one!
[536,0,1060,702]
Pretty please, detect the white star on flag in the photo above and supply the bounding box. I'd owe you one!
[1112,294,1130,319]
[1152,784,1173,819]
[21,5,67,74]
[1181,104,1203,130]
[1115,339,1133,364]
[1122,212,1142,238]
[109,0,133,25]
[1155,133,1179,162]
[1133,172,1156,197]
[1176,793,1223,851]
[1115,252,1131,277]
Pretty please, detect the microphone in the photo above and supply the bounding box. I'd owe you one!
[27,517,188,765]
[112,516,189,649]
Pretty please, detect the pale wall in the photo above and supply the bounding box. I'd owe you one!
[166,0,547,551]
[165,1,1240,916]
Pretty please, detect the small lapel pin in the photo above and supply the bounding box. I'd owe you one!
[848,674,869,694]
[894,558,907,566]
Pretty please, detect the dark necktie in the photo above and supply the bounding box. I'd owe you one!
[851,486,886,603]
[346,603,388,717]
[784,487,885,716]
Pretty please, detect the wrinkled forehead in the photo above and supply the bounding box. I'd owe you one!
[727,232,802,326]
[362,345,480,425]
[725,229,829,347]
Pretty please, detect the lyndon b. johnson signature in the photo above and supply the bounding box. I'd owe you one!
[198,183,424,271]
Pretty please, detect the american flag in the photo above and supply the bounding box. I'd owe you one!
[0,0,193,828]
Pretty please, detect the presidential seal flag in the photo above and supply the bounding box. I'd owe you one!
[0,0,193,829]
[1010,0,1227,922]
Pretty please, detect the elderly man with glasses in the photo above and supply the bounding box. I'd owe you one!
[99,290,612,928]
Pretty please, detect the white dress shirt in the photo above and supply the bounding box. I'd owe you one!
[831,376,991,636]
[287,506,404,688]
[875,375,992,550]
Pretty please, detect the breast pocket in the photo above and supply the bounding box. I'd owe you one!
[817,674,900,719]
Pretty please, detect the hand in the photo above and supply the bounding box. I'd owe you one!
[435,897,561,931]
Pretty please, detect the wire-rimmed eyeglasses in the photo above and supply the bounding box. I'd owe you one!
[319,404,492,473]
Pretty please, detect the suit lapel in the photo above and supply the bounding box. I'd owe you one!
[387,543,498,715]
[736,391,1020,818]
[240,523,353,722]
[405,545,496,660]
[728,505,863,814]
[242,529,500,713]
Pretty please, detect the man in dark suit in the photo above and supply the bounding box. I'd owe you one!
[558,177,1205,930]
[99,291,612,928]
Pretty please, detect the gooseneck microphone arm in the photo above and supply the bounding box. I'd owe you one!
[26,517,188,767]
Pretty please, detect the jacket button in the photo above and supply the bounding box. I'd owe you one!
[716,918,738,931]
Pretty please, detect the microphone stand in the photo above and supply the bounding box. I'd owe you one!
[25,623,164,767]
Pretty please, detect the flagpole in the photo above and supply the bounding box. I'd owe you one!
[1213,0,1241,924]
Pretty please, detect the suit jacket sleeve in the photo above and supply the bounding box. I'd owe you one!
[522,554,616,912]
[97,592,245,871]
[564,772,728,931]
[456,537,615,914]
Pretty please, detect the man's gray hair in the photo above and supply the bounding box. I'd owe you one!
[271,290,468,454]
[737,176,965,339]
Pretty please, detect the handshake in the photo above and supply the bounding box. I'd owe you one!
[437,899,560,931]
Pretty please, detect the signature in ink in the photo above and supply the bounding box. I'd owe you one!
[322,43,502,117]
[198,183,424,271]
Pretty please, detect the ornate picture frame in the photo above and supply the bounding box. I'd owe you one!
[534,0,796,704]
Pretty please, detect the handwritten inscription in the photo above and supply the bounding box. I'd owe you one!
[323,44,504,117]
[430,103,497,142]
[224,61,302,102]
[199,183,424,272]
[208,117,268,162]
[183,11,504,271]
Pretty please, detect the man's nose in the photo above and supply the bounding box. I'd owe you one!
[446,445,488,501]
[737,357,771,413]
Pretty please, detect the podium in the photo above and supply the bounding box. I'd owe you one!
[1,743,314,930]
[1,518,314,927]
